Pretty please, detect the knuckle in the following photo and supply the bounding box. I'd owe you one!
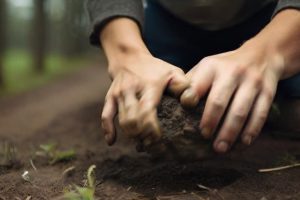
[125,117,138,128]
[101,113,109,123]
[211,98,226,111]
[233,110,247,122]
[245,128,260,137]
[249,72,263,88]
[101,110,111,123]
[172,68,185,75]
[231,65,246,77]
[263,87,275,100]
[118,118,126,128]
[199,56,215,66]
[122,81,139,91]
[111,89,121,98]
[219,129,236,142]
[257,111,268,122]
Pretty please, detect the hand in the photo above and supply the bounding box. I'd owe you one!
[180,43,284,153]
[102,52,189,145]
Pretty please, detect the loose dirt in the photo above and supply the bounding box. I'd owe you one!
[0,58,299,200]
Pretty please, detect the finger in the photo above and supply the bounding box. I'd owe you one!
[168,69,190,97]
[180,64,214,107]
[121,89,141,137]
[138,86,163,140]
[213,82,258,153]
[199,77,237,139]
[117,96,128,133]
[140,86,164,109]
[147,109,161,141]
[140,109,161,139]
[241,88,275,146]
[140,114,161,147]
[101,96,117,145]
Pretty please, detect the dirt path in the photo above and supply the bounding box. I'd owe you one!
[0,59,299,200]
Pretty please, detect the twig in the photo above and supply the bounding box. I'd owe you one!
[259,163,300,173]
[197,184,225,200]
[22,171,31,182]
[62,166,75,177]
[25,196,32,200]
[126,186,132,191]
[197,184,212,191]
[30,159,37,171]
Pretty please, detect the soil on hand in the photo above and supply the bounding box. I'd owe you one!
[0,63,300,200]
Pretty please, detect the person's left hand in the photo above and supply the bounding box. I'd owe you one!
[180,42,284,153]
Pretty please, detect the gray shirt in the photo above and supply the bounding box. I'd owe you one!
[87,0,300,46]
[158,0,274,30]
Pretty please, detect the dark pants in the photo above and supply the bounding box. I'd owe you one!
[144,0,300,98]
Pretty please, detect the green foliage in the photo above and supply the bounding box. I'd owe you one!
[36,143,75,165]
[64,165,96,200]
[50,149,76,165]
[0,49,88,96]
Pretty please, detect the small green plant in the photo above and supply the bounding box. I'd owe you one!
[36,143,75,165]
[63,165,96,200]
[0,141,17,167]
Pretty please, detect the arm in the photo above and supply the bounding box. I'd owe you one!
[180,8,300,153]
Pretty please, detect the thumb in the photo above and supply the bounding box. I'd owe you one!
[167,69,190,97]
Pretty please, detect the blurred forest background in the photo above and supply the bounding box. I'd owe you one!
[0,0,95,96]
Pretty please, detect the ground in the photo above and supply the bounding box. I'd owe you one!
[0,58,299,200]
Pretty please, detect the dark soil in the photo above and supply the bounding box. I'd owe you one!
[137,95,214,161]
[0,61,300,200]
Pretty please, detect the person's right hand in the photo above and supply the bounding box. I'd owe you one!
[102,52,189,146]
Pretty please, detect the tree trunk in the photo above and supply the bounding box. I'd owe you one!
[0,0,7,88]
[32,0,47,73]
[61,0,86,57]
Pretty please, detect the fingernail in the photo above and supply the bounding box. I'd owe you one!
[243,135,253,146]
[216,141,229,153]
[181,89,198,106]
[201,127,211,138]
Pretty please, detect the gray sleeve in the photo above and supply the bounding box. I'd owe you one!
[273,0,300,16]
[86,0,144,47]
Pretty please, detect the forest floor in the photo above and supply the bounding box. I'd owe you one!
[0,58,299,200]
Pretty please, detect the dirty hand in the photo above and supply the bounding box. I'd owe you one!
[102,53,189,145]
[180,42,284,153]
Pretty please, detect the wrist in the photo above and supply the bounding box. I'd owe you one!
[241,38,285,79]
[106,46,152,78]
[99,18,152,77]
[242,9,300,79]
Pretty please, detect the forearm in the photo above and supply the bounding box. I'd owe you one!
[100,18,150,76]
[87,0,144,46]
[245,9,300,79]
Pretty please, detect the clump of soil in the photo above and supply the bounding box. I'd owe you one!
[137,95,214,161]
[136,95,297,161]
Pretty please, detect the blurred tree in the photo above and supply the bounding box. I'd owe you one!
[61,0,88,57]
[32,0,47,73]
[0,0,7,88]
